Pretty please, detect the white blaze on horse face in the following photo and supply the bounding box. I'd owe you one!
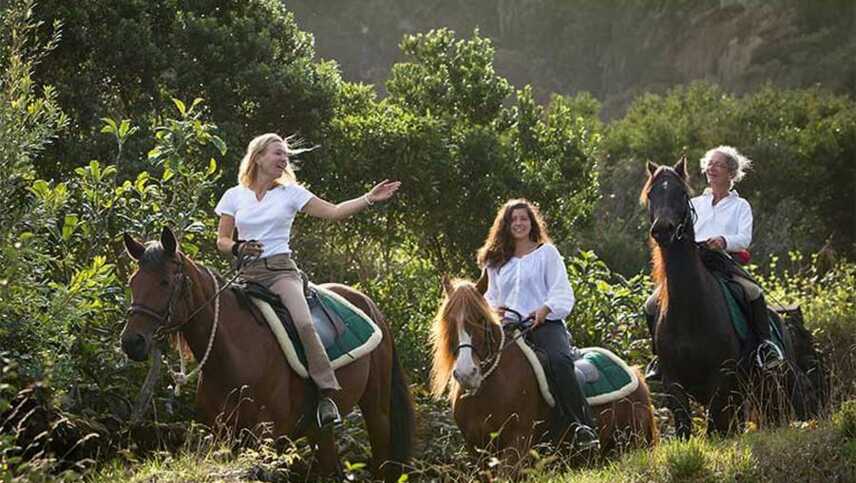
[452,321,483,391]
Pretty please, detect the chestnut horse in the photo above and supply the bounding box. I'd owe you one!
[120,228,414,481]
[640,159,824,438]
[430,278,657,466]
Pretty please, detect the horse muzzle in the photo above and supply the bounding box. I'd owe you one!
[650,219,676,245]
[453,365,483,393]
[121,330,151,362]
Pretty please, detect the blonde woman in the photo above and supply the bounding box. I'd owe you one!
[214,133,400,427]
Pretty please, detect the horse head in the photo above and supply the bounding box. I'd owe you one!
[641,157,694,246]
[431,276,502,397]
[121,226,191,361]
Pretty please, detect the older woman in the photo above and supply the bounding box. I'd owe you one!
[644,146,783,380]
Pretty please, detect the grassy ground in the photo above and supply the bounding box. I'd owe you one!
[82,397,856,482]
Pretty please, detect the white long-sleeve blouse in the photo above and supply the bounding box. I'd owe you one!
[691,189,753,252]
[484,243,576,321]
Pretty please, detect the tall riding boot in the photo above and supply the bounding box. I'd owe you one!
[645,311,662,381]
[749,296,784,369]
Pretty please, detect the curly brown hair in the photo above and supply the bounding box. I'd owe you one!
[476,198,552,269]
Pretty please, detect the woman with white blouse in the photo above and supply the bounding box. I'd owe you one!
[214,133,400,428]
[477,198,599,450]
[644,146,783,381]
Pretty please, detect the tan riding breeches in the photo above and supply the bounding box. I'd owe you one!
[644,274,762,316]
[241,254,341,392]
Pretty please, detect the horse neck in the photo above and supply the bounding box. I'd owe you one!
[177,260,226,362]
[660,240,715,322]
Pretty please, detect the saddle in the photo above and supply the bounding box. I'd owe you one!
[510,327,639,407]
[231,278,383,377]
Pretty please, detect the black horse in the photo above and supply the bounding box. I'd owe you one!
[640,158,825,438]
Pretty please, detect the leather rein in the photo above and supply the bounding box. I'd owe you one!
[454,308,537,388]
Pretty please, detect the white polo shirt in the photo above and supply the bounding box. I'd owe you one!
[691,189,753,251]
[484,243,576,321]
[214,183,315,257]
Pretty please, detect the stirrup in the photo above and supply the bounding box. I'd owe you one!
[645,357,662,381]
[316,397,342,428]
[573,425,601,451]
[755,340,784,369]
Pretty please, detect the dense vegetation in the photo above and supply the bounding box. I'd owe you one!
[1,0,854,480]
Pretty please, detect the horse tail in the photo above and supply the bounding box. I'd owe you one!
[778,308,830,418]
[388,343,415,476]
[633,366,660,447]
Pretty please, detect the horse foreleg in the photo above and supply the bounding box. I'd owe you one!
[707,382,742,436]
[666,382,693,439]
[311,429,344,479]
[359,398,393,481]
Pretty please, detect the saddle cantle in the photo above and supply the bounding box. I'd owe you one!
[232,280,383,377]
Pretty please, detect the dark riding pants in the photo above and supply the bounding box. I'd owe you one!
[529,321,596,429]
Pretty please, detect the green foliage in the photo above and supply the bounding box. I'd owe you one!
[29,0,341,180]
[308,29,601,278]
[834,400,856,440]
[567,250,650,364]
[758,254,856,401]
[593,82,856,274]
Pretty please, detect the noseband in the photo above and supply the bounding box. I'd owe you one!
[648,173,698,245]
[453,308,536,394]
[126,259,192,340]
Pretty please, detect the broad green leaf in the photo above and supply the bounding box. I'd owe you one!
[172,98,186,116]
[62,214,79,240]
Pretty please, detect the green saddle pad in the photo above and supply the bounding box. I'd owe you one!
[287,284,381,368]
[576,348,639,405]
[716,277,785,353]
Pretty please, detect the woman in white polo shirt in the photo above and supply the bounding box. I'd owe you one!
[644,145,782,381]
[214,133,400,428]
[477,198,599,450]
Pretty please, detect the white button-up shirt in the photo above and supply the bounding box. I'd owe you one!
[691,189,753,251]
[484,243,575,320]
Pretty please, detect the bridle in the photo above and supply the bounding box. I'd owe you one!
[125,254,245,394]
[453,308,537,395]
[126,255,242,340]
[126,259,192,341]
[647,171,698,245]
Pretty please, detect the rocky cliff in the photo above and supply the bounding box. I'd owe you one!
[288,0,855,117]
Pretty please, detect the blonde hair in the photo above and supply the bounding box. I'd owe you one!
[237,133,316,187]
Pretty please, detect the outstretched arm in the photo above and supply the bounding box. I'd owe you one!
[302,179,401,220]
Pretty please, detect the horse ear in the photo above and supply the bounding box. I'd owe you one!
[160,226,177,256]
[673,156,688,180]
[441,275,454,296]
[646,161,659,177]
[475,269,488,295]
[123,233,145,261]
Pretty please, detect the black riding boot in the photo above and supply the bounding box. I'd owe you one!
[749,296,784,369]
[645,311,662,381]
[530,321,599,449]
[317,389,342,428]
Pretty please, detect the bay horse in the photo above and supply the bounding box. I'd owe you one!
[430,277,657,468]
[640,159,823,438]
[120,227,414,481]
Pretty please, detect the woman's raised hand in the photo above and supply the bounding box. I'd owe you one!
[366,179,401,204]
